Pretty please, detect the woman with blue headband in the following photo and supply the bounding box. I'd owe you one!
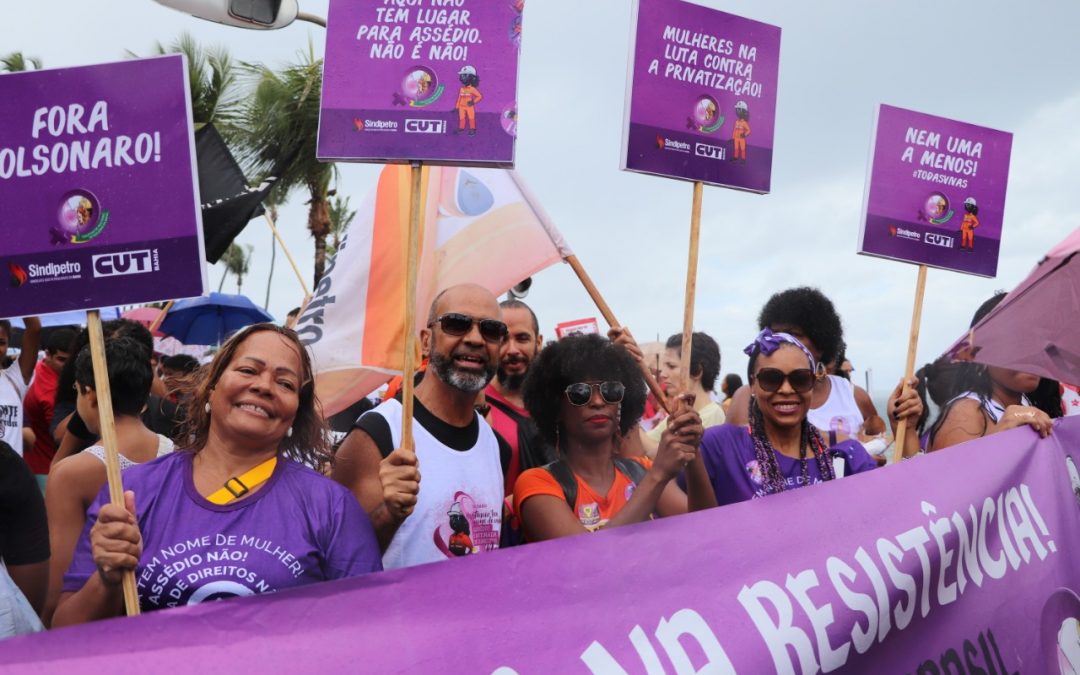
[699,329,923,505]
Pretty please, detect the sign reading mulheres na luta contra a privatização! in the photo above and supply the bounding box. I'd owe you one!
[621,0,781,192]
[319,0,524,167]
[0,55,206,320]
[859,104,1013,278]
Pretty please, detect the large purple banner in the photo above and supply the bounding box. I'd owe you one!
[0,55,206,320]
[318,0,523,167]
[858,104,1013,277]
[4,420,1080,673]
[621,0,780,192]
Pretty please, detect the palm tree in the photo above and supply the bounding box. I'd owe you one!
[135,33,242,132]
[235,42,337,286]
[218,243,253,293]
[262,184,288,309]
[1,52,43,72]
[326,192,356,259]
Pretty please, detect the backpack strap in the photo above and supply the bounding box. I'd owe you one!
[543,459,578,508]
[612,457,647,486]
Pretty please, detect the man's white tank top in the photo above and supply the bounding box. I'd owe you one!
[808,375,864,437]
[371,399,504,570]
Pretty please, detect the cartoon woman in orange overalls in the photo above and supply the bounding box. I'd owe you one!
[960,197,979,250]
[731,100,751,163]
[454,65,483,136]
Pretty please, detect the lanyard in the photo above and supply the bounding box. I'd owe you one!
[205,457,278,505]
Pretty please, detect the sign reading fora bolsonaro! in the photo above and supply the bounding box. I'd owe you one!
[0,55,206,320]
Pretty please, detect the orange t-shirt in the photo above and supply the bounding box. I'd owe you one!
[513,457,652,532]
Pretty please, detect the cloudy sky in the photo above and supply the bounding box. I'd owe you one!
[4,0,1079,403]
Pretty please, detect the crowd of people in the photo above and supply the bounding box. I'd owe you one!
[0,282,1070,638]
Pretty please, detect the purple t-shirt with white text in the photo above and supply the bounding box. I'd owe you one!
[64,452,382,611]
[700,424,876,506]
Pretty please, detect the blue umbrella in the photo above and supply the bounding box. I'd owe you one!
[159,292,274,345]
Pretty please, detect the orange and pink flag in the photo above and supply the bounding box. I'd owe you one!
[296,165,571,416]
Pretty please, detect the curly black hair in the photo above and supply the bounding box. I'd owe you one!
[665,331,721,391]
[757,287,844,366]
[522,334,646,447]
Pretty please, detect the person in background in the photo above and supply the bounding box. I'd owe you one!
[0,317,41,460]
[42,337,175,626]
[158,354,200,404]
[513,334,713,541]
[23,328,75,489]
[54,324,381,625]
[0,440,47,638]
[699,330,922,506]
[727,288,878,442]
[49,320,180,468]
[611,330,725,458]
[484,299,550,496]
[929,293,1054,451]
[720,373,743,416]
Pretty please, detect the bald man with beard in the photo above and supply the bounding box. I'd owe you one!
[333,284,512,569]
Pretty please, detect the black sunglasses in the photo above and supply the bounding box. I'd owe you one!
[429,313,508,343]
[564,381,625,407]
[753,368,815,394]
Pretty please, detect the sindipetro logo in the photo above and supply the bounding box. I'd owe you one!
[92,249,158,278]
[8,262,27,288]
[656,135,691,153]
[888,224,922,242]
[354,118,399,132]
[52,189,108,245]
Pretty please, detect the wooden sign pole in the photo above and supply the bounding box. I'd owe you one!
[400,163,424,452]
[564,255,670,414]
[264,212,312,299]
[679,181,704,406]
[891,264,928,464]
[86,310,141,617]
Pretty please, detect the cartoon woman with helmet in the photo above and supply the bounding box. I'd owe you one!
[454,65,483,136]
[731,100,751,163]
[446,502,475,556]
[960,197,979,250]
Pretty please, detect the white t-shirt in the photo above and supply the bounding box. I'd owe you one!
[808,375,864,438]
[367,398,504,570]
[0,361,28,457]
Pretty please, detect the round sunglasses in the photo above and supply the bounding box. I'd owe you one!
[752,368,815,394]
[564,381,625,407]
[428,312,508,343]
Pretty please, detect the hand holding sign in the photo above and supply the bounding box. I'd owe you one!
[380,447,421,522]
[90,490,142,588]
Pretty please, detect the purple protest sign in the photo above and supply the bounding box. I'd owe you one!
[621,0,781,192]
[0,55,206,320]
[5,418,1080,673]
[318,0,523,167]
[858,104,1013,277]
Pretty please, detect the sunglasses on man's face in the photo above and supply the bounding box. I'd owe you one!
[429,313,508,343]
[753,368,815,394]
[564,381,625,407]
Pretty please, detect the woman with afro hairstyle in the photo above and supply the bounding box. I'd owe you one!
[727,287,879,442]
[699,330,923,506]
[513,334,715,541]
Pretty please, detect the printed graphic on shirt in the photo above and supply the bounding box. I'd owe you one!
[433,491,499,558]
[746,460,764,486]
[578,502,601,530]
[137,533,307,609]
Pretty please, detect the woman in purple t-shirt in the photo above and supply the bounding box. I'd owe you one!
[54,325,382,625]
[699,330,923,506]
